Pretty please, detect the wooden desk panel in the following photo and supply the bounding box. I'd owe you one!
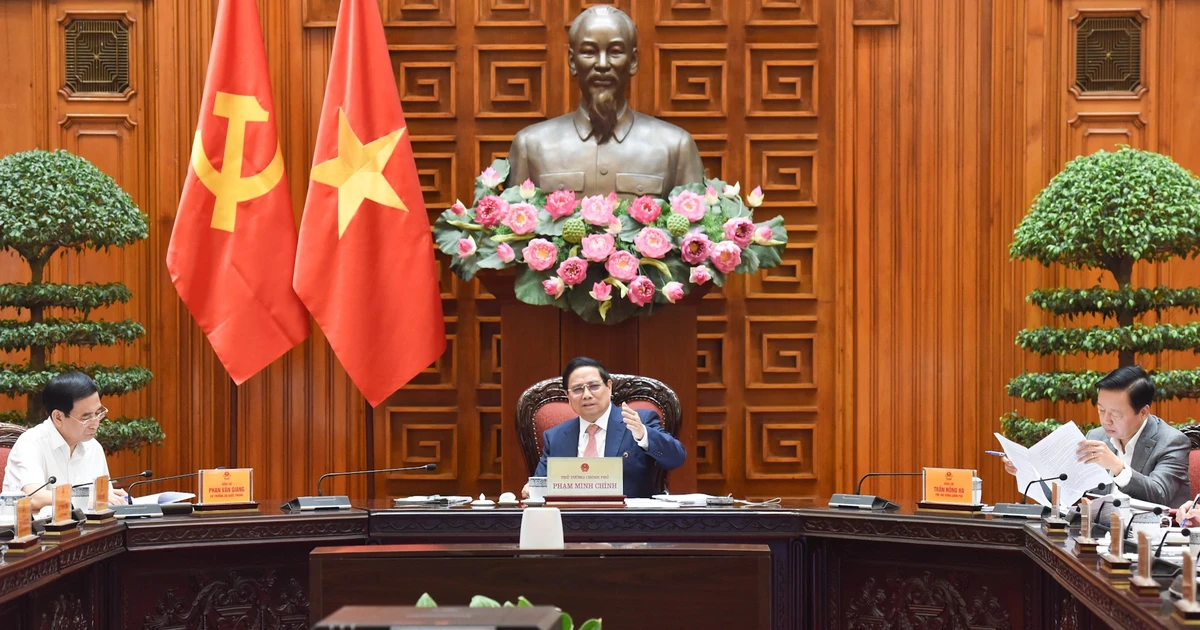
[0,522,123,629]
[311,543,772,630]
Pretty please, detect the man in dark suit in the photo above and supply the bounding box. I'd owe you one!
[522,357,686,499]
[1008,365,1190,508]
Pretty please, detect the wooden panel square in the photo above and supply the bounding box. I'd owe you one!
[564,0,635,26]
[390,46,456,119]
[654,44,727,118]
[386,408,459,479]
[479,407,502,479]
[746,242,816,299]
[1068,112,1147,158]
[696,408,726,480]
[852,0,899,26]
[403,317,457,388]
[655,0,727,26]
[410,135,457,212]
[745,135,818,212]
[478,316,502,387]
[692,134,729,182]
[385,0,456,26]
[746,44,818,118]
[475,46,547,118]
[745,407,817,479]
[476,135,516,177]
[748,0,817,26]
[477,0,547,26]
[745,317,817,390]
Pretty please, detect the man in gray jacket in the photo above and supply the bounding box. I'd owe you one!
[1076,365,1191,508]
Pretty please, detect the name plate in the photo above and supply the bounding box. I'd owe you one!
[198,468,254,504]
[93,475,110,509]
[15,497,33,538]
[546,457,623,497]
[53,483,72,523]
[922,467,978,506]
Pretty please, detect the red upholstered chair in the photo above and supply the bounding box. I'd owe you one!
[516,374,682,493]
[0,422,28,487]
[1181,425,1200,499]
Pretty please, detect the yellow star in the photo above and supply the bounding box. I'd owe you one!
[309,108,408,238]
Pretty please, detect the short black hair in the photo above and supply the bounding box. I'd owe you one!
[43,371,99,417]
[1097,365,1155,412]
[562,356,612,389]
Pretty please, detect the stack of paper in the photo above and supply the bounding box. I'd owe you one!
[994,421,1113,507]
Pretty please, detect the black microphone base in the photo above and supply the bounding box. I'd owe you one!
[282,495,352,511]
[828,493,899,510]
[113,504,164,519]
[991,503,1050,519]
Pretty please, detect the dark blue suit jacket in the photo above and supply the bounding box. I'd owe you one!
[533,404,686,498]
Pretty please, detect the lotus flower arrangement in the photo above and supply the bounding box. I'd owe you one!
[434,159,788,324]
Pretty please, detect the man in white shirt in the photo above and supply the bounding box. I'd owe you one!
[1005,365,1190,508]
[2,371,128,510]
[522,357,687,498]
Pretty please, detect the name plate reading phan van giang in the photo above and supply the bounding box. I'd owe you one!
[546,457,624,499]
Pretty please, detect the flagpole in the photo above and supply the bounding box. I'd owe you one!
[365,403,375,500]
[228,376,238,468]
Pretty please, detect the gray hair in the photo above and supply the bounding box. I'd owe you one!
[568,6,638,49]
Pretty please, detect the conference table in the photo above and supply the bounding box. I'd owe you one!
[0,499,1184,629]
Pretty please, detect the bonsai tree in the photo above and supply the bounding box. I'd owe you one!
[1003,147,1200,445]
[0,149,164,452]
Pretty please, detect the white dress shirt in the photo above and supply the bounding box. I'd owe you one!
[2,417,113,494]
[576,405,649,456]
[1111,417,1150,490]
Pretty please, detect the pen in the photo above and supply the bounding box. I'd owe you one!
[1184,492,1200,528]
[984,450,1006,457]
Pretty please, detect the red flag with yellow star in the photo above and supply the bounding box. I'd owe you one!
[167,0,309,384]
[294,0,446,406]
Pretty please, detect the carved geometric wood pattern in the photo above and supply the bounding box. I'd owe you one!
[654,44,727,117]
[391,46,457,119]
[1075,16,1143,94]
[477,0,547,27]
[655,0,727,27]
[303,0,456,27]
[748,0,817,26]
[746,44,818,118]
[474,46,548,118]
[851,0,899,26]
[62,15,132,98]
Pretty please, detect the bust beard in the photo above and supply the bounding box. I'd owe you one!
[585,88,621,144]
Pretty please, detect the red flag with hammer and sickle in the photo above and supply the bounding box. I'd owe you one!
[167,0,309,384]
[293,0,445,406]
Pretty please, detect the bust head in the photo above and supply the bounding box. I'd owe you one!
[568,6,639,144]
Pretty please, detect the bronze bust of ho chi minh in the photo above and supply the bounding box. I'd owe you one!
[505,6,705,198]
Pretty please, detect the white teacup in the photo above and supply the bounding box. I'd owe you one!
[527,476,548,501]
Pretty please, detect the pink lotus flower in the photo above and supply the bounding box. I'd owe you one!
[503,202,539,235]
[723,218,755,248]
[710,241,742,274]
[581,233,615,262]
[704,185,719,206]
[543,276,565,299]
[670,190,707,222]
[545,190,578,220]
[581,194,616,226]
[628,196,661,224]
[680,232,713,265]
[689,265,712,285]
[522,238,559,271]
[605,250,641,282]
[628,276,656,307]
[450,199,467,216]
[475,195,509,228]
[752,226,774,246]
[519,178,537,200]
[480,167,502,189]
[746,186,764,208]
[590,281,613,302]
[662,281,685,304]
[634,227,673,259]
[496,242,515,263]
[456,237,476,258]
[606,215,622,235]
[556,257,589,286]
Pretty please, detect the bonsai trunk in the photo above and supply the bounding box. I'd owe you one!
[25,257,46,423]
[1112,256,1135,367]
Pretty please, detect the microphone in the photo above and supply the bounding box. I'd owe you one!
[127,470,207,494]
[1157,527,1191,558]
[26,476,57,497]
[72,469,152,489]
[828,472,920,510]
[284,463,438,511]
[1021,473,1068,505]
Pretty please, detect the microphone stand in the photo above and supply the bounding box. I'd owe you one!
[284,463,438,511]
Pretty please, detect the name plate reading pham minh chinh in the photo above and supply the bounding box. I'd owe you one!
[195,468,257,512]
[918,467,981,512]
[545,457,624,506]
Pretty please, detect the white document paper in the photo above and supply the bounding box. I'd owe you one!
[624,498,681,509]
[994,421,1113,507]
[132,491,196,505]
[651,493,713,506]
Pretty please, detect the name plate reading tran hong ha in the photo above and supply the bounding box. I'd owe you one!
[918,467,983,512]
[545,457,624,504]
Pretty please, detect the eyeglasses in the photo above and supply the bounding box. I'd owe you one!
[568,382,605,397]
[64,405,108,425]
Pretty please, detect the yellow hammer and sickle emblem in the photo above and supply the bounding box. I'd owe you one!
[190,92,286,232]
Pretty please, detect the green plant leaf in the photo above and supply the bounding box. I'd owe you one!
[0,363,152,396]
[536,210,571,236]
[514,268,560,306]
[489,158,511,183]
[0,319,145,353]
[0,282,132,313]
[517,596,534,608]
[578,620,602,630]
[470,595,501,608]
[94,416,165,453]
[733,246,761,275]
[1014,322,1200,356]
[416,593,437,608]
[560,612,574,630]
